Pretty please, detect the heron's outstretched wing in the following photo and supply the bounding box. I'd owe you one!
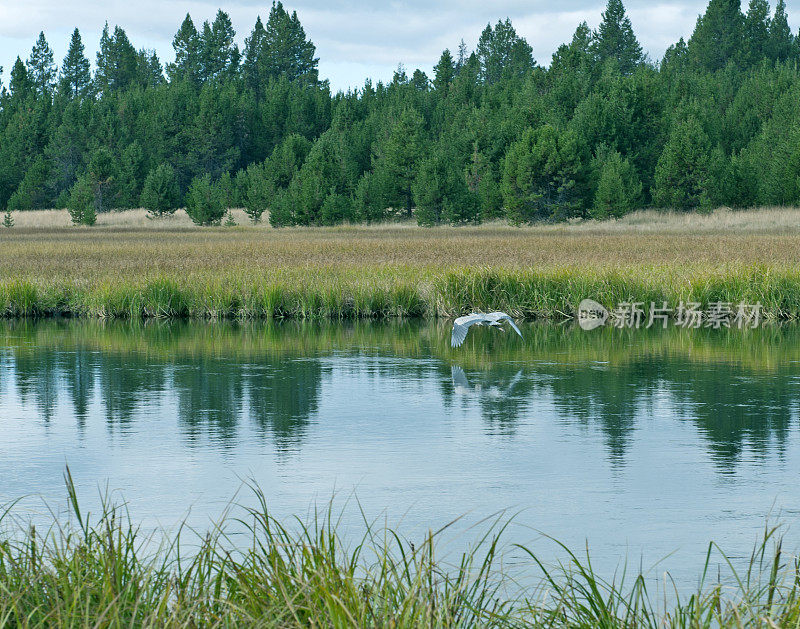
[451,365,470,388]
[451,313,485,347]
[488,312,523,339]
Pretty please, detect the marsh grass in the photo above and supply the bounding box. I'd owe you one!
[1,469,800,627]
[2,266,800,321]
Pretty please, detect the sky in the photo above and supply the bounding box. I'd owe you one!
[0,0,797,93]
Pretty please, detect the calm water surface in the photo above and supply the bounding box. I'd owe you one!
[1,320,799,586]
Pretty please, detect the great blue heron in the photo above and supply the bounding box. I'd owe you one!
[450,312,523,348]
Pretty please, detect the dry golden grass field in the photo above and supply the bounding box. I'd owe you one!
[2,206,800,280]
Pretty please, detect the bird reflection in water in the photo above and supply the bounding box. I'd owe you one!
[450,365,524,398]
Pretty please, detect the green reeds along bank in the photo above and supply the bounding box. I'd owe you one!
[2,266,800,321]
[1,470,798,627]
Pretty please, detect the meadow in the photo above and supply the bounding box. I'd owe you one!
[2,207,800,320]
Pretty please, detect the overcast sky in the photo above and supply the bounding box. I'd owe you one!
[0,1,797,93]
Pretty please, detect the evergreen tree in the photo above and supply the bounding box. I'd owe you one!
[184,81,241,182]
[244,165,273,223]
[592,0,644,75]
[413,144,479,226]
[200,10,237,81]
[277,129,352,225]
[353,170,391,223]
[375,108,425,217]
[262,2,319,85]
[59,29,92,98]
[739,88,800,206]
[1,7,799,226]
[243,16,267,94]
[0,69,40,207]
[653,116,712,210]
[590,147,642,218]
[216,171,235,208]
[433,49,455,94]
[411,69,429,91]
[185,174,225,225]
[767,0,796,62]
[268,184,296,226]
[167,15,202,84]
[476,19,534,85]
[140,164,180,217]
[8,57,32,102]
[687,0,744,71]
[114,141,145,208]
[455,40,469,71]
[501,124,586,222]
[2,210,13,228]
[67,176,97,225]
[391,64,409,86]
[319,193,353,225]
[95,24,138,93]
[136,49,163,88]
[243,133,311,223]
[743,0,771,64]
[465,143,503,220]
[45,100,90,203]
[549,22,596,119]
[703,145,735,207]
[27,32,56,96]
[86,147,118,213]
[7,156,49,210]
[661,37,689,73]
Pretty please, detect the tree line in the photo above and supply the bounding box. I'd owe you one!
[0,0,799,226]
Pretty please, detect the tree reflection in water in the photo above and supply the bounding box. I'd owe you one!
[0,319,798,470]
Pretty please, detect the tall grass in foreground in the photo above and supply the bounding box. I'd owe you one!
[1,470,799,627]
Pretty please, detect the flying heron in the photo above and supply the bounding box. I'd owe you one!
[450,311,523,348]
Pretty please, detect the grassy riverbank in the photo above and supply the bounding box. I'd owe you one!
[2,266,800,321]
[0,475,797,628]
[3,208,800,320]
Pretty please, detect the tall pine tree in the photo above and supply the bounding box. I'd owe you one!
[767,0,796,62]
[433,49,455,94]
[200,10,238,81]
[476,19,534,85]
[243,16,267,94]
[95,24,138,93]
[262,2,319,86]
[27,32,56,97]
[59,29,91,98]
[592,0,644,75]
[375,108,425,217]
[687,0,744,71]
[9,57,31,102]
[167,15,202,84]
[743,0,771,64]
